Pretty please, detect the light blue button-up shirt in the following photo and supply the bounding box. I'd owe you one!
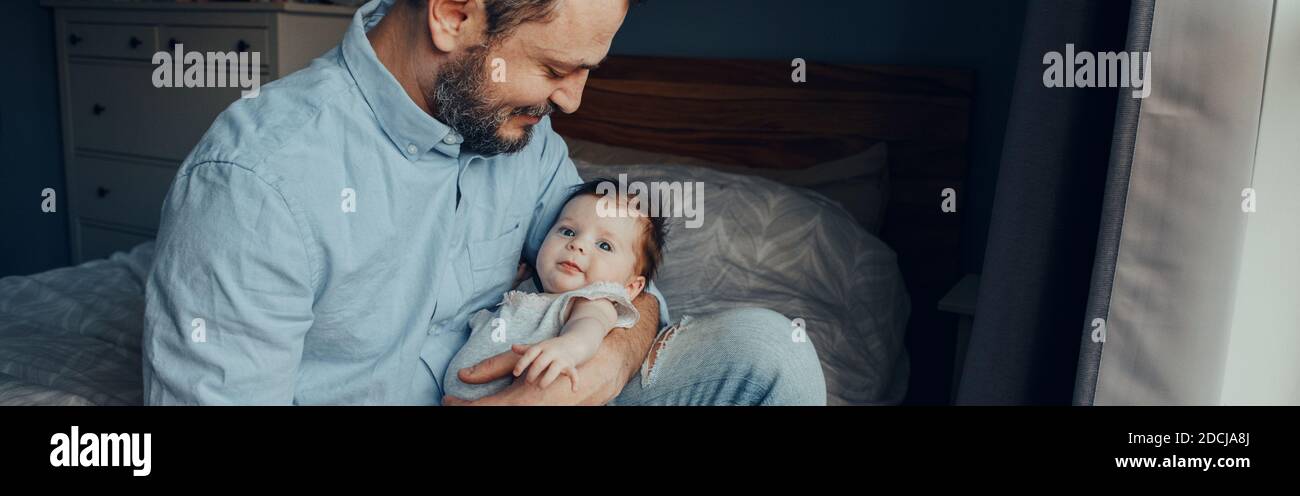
[142,0,667,405]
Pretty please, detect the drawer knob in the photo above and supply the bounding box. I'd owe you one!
[96,187,110,198]
[68,33,83,45]
[129,36,142,49]
[91,104,105,116]
[236,39,250,52]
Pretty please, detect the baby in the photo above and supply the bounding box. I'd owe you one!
[444,178,667,400]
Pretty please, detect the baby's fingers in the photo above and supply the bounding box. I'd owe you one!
[564,366,580,392]
[513,347,542,377]
[539,361,566,389]
[526,353,552,385]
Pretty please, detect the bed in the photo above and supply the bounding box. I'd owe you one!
[0,56,971,406]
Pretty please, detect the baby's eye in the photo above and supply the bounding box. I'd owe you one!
[558,227,575,237]
[597,241,613,252]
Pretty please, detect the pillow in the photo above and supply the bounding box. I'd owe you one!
[572,160,911,405]
[562,136,890,234]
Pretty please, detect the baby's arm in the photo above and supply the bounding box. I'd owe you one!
[512,298,619,391]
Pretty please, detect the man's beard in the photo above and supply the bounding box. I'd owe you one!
[431,44,553,156]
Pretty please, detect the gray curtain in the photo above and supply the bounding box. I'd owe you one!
[1076,0,1278,405]
[1071,0,1155,405]
[955,0,1139,405]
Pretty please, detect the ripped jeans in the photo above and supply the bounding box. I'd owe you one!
[608,307,827,406]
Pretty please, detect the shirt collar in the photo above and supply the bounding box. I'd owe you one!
[342,0,464,159]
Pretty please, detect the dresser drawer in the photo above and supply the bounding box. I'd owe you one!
[71,156,177,231]
[68,62,249,160]
[65,23,157,60]
[159,26,270,65]
[78,222,154,262]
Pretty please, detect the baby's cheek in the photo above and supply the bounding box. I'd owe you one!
[536,238,557,264]
[621,253,642,280]
[593,257,631,284]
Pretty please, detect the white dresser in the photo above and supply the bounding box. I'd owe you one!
[42,0,355,262]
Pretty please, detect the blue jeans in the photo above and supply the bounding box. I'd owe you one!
[609,308,827,406]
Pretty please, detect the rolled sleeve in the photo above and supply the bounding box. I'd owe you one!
[143,162,316,405]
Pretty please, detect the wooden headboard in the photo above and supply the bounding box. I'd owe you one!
[552,55,972,397]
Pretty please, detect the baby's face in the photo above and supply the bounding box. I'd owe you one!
[536,194,647,297]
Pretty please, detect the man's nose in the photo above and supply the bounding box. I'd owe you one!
[550,71,588,114]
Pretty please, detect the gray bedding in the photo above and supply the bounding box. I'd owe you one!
[0,244,152,405]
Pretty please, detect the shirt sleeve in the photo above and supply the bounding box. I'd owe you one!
[522,118,671,330]
[142,161,316,405]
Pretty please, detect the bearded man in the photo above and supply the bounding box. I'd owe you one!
[142,0,826,406]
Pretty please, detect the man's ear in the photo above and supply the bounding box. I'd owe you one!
[425,0,481,53]
[626,276,646,300]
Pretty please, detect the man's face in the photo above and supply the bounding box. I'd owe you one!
[432,0,628,156]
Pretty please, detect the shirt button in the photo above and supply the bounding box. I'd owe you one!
[406,144,419,155]
[443,135,459,145]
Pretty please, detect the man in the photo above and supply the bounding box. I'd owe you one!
[143,0,825,405]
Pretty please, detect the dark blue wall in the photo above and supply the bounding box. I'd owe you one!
[612,0,1029,273]
[0,0,69,277]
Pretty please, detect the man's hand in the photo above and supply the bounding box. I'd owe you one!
[443,291,660,406]
[513,340,582,391]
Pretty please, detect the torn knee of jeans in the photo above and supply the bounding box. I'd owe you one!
[641,324,681,388]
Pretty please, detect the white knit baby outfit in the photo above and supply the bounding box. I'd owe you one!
[443,281,640,401]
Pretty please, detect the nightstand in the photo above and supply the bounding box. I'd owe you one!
[938,273,979,403]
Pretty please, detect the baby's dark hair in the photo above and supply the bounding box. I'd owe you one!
[564,178,668,281]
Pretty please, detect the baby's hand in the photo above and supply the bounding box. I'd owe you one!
[512,338,583,391]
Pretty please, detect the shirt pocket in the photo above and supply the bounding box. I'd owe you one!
[466,218,526,300]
